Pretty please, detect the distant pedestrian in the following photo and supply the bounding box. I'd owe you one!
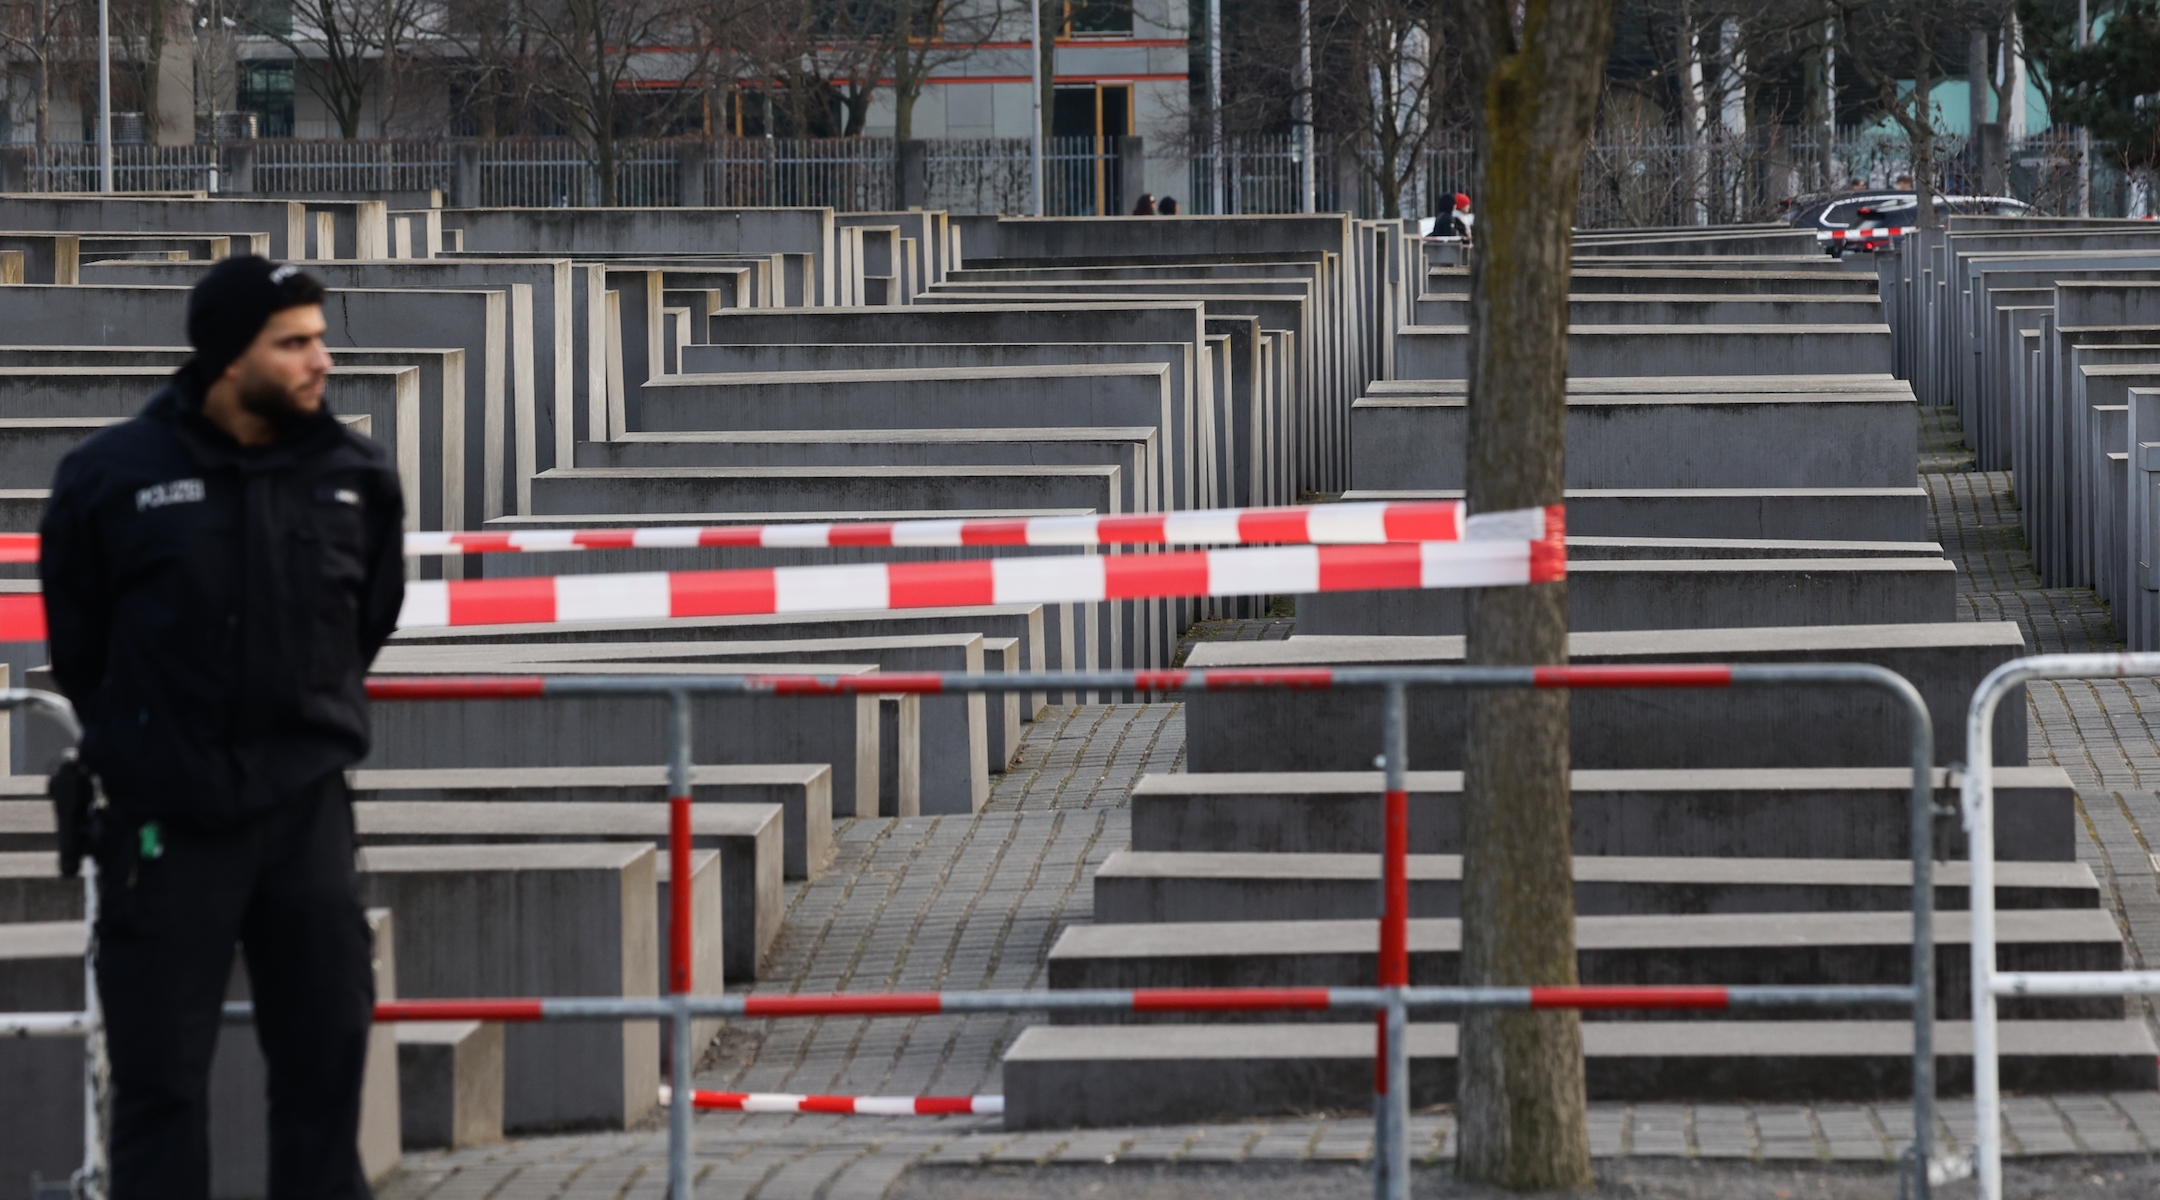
[1449,192,1475,244]
[1158,196,1180,215]
[41,255,404,1199]
[1131,193,1157,215]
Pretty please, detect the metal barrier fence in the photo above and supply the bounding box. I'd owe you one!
[1963,652,2160,1200]
[4,661,1940,1199]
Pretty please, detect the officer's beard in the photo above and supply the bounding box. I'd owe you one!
[235,374,322,438]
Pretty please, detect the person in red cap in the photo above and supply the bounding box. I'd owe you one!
[39,255,404,1199]
[1450,193,1475,245]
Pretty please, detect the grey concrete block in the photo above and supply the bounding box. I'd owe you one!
[389,603,1050,721]
[1349,392,1918,490]
[0,372,419,522]
[1396,325,1895,379]
[578,428,1157,513]
[1414,294,1883,326]
[998,1020,2160,1127]
[1296,557,1958,635]
[396,1020,504,1150]
[655,848,728,1048]
[351,797,780,981]
[983,637,1023,769]
[1183,625,2027,771]
[359,662,884,823]
[528,464,1128,524]
[1564,536,1942,560]
[1043,909,2125,1021]
[376,635,988,815]
[356,843,658,1133]
[353,762,824,879]
[1090,850,2099,922]
[1341,488,1931,542]
[0,197,313,259]
[1125,767,2078,862]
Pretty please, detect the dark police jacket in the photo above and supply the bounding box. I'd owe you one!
[39,367,405,829]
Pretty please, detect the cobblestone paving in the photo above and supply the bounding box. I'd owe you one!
[379,409,2160,1199]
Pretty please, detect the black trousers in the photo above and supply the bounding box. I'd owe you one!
[95,773,375,1200]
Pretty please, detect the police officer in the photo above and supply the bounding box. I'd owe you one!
[39,256,406,1199]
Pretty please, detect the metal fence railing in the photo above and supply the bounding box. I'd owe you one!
[25,141,222,193]
[14,126,2135,221]
[1188,136,1343,216]
[1962,653,2160,1199]
[711,137,890,209]
[10,136,1129,215]
[3,658,1946,1199]
[247,139,454,197]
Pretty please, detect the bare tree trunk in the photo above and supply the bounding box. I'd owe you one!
[1456,0,1616,1187]
[31,0,51,149]
[1039,2,1055,147]
[1912,49,1934,228]
[1676,9,1705,224]
[1816,5,1836,189]
[893,0,919,139]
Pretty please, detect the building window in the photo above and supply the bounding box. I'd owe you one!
[238,61,295,137]
[1066,0,1133,36]
[243,0,292,37]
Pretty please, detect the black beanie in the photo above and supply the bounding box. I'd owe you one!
[187,256,327,384]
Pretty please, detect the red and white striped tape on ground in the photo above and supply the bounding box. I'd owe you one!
[0,501,1467,565]
[0,505,1562,642]
[659,1084,1002,1116]
[1816,227,1913,242]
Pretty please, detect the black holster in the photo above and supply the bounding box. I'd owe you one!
[48,750,97,878]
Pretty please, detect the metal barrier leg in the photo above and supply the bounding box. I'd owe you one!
[1966,672,2013,1200]
[1375,683,1410,1200]
[1909,686,1936,1200]
[1384,989,1409,1200]
[77,858,107,1200]
[667,691,695,1199]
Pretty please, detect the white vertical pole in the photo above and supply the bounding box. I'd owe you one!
[1967,698,2003,1200]
[1029,0,1043,216]
[1208,0,1222,214]
[1298,0,1314,213]
[97,0,112,192]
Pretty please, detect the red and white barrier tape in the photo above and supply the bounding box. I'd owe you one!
[404,500,1469,555]
[1816,227,1913,242]
[659,1084,1001,1116]
[0,505,1561,641]
[391,505,1560,631]
[0,501,1467,565]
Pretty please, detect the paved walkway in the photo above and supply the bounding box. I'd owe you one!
[380,409,2160,1199]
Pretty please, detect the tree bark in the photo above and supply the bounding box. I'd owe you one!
[33,0,50,151]
[1456,0,1615,1189]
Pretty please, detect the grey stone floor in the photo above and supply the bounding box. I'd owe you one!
[378,409,2160,1199]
